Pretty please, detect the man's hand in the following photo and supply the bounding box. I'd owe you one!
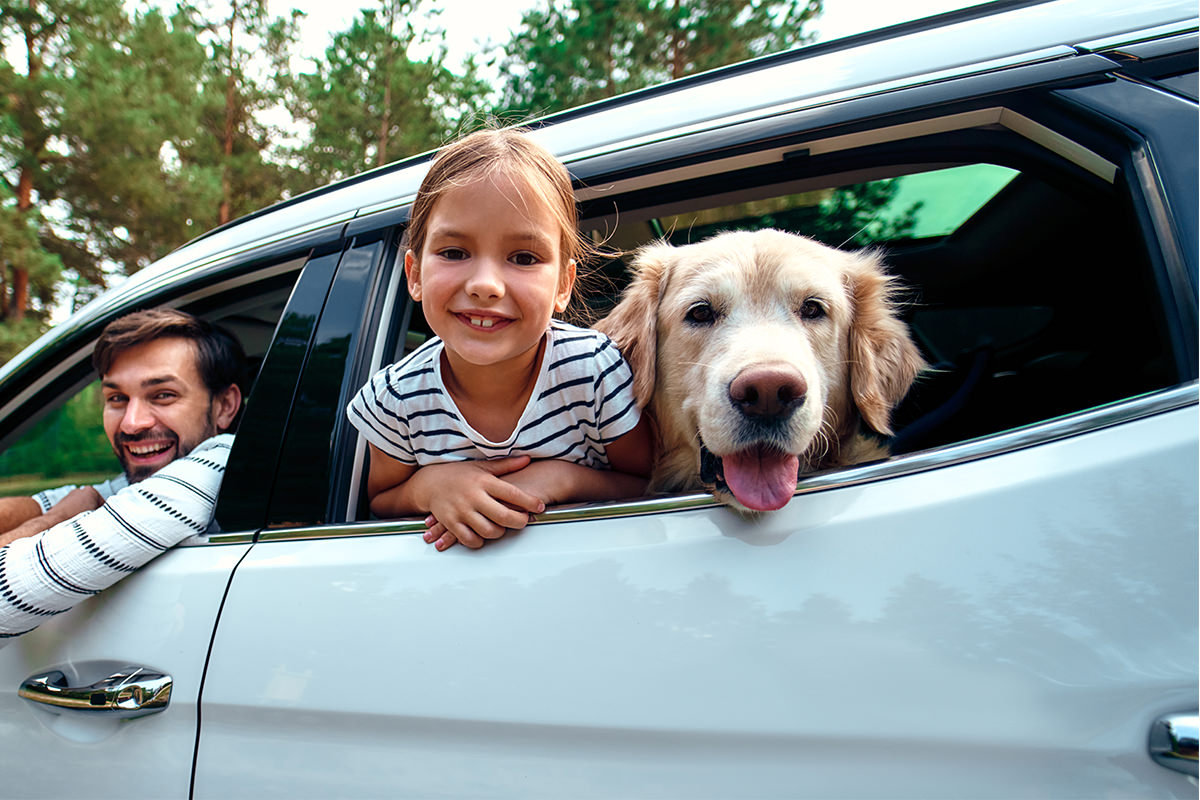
[0,487,103,548]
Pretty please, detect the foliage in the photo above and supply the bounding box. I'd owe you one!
[288,1,482,188]
[0,381,116,480]
[0,0,833,371]
[0,0,125,336]
[498,0,822,119]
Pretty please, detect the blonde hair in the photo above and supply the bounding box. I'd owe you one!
[406,128,599,281]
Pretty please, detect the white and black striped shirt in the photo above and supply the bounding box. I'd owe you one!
[347,321,640,469]
[0,434,232,639]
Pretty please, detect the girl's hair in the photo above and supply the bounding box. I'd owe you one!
[406,127,602,277]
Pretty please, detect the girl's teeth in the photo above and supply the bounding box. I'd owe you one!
[470,317,494,328]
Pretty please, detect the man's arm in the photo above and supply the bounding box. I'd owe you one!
[0,488,103,548]
[0,496,44,534]
[0,435,233,639]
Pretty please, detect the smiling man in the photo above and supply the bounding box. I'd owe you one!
[0,308,246,638]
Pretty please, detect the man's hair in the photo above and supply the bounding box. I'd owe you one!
[93,308,247,398]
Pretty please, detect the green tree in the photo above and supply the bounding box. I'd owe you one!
[289,0,486,189]
[54,7,216,276]
[499,0,822,119]
[182,0,300,225]
[0,0,125,355]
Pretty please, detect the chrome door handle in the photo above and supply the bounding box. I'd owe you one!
[19,665,172,718]
[1149,713,1198,776]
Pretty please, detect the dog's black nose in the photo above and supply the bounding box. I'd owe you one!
[729,367,807,419]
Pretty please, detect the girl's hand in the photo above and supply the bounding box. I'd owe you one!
[420,457,545,551]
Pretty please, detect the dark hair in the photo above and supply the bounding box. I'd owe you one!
[93,308,247,398]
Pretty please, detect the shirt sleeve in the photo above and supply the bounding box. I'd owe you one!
[346,366,417,464]
[0,434,233,639]
[592,334,641,444]
[31,484,79,513]
[32,475,129,513]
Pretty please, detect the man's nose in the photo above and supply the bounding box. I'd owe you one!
[465,258,505,300]
[119,398,156,433]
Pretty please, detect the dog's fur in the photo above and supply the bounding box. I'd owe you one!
[596,229,926,512]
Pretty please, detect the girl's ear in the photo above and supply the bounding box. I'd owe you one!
[404,250,422,301]
[554,258,577,314]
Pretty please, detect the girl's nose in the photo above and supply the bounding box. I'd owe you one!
[465,258,505,300]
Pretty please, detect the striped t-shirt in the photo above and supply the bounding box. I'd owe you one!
[0,434,232,639]
[347,321,640,469]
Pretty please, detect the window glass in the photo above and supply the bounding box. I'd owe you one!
[0,382,114,495]
[0,270,300,504]
[582,150,1174,454]
[644,164,1019,247]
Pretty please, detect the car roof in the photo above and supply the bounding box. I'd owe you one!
[4,0,1195,383]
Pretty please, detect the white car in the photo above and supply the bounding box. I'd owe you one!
[1,0,1196,796]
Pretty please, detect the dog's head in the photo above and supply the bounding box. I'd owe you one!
[597,229,925,513]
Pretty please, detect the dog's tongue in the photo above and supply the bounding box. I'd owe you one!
[722,448,800,511]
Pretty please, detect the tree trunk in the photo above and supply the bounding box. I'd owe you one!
[220,3,237,225]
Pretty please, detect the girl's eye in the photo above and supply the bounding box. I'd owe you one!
[511,252,540,267]
[799,299,826,320]
[685,301,716,325]
[438,247,468,261]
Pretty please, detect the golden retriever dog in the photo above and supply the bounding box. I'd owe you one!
[596,229,926,512]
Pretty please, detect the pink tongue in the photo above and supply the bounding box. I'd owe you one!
[722,449,800,511]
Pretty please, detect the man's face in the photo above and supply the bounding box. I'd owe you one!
[100,337,240,482]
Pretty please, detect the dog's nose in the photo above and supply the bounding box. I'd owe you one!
[729,367,807,419]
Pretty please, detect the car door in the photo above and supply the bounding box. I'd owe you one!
[0,237,339,799]
[193,39,1198,799]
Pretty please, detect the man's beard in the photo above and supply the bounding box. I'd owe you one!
[114,407,218,483]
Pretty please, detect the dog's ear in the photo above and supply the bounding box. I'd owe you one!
[594,242,673,408]
[845,252,927,435]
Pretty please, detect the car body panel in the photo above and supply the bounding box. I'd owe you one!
[0,543,251,799]
[193,404,1198,798]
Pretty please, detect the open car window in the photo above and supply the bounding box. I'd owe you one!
[578,117,1177,459]
[0,264,301,511]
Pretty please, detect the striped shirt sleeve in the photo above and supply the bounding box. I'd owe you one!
[0,433,232,639]
[590,334,641,444]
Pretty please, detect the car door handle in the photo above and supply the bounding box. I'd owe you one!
[19,665,172,718]
[1149,713,1198,776]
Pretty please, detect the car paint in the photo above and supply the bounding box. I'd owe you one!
[0,0,1196,796]
[193,405,1198,797]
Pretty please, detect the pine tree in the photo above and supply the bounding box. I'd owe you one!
[499,0,822,119]
[0,0,126,359]
[289,0,486,189]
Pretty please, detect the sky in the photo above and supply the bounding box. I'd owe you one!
[281,0,984,76]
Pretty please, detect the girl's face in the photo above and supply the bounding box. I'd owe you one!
[405,171,575,384]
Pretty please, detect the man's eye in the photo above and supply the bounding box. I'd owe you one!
[153,392,177,402]
[104,395,126,406]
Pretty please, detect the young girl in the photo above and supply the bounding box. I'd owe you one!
[347,128,651,551]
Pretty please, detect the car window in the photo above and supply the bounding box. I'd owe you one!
[344,91,1189,521]
[0,265,302,506]
[0,380,114,495]
[578,108,1179,456]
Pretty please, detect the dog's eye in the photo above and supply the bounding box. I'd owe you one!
[685,301,716,325]
[799,299,826,320]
